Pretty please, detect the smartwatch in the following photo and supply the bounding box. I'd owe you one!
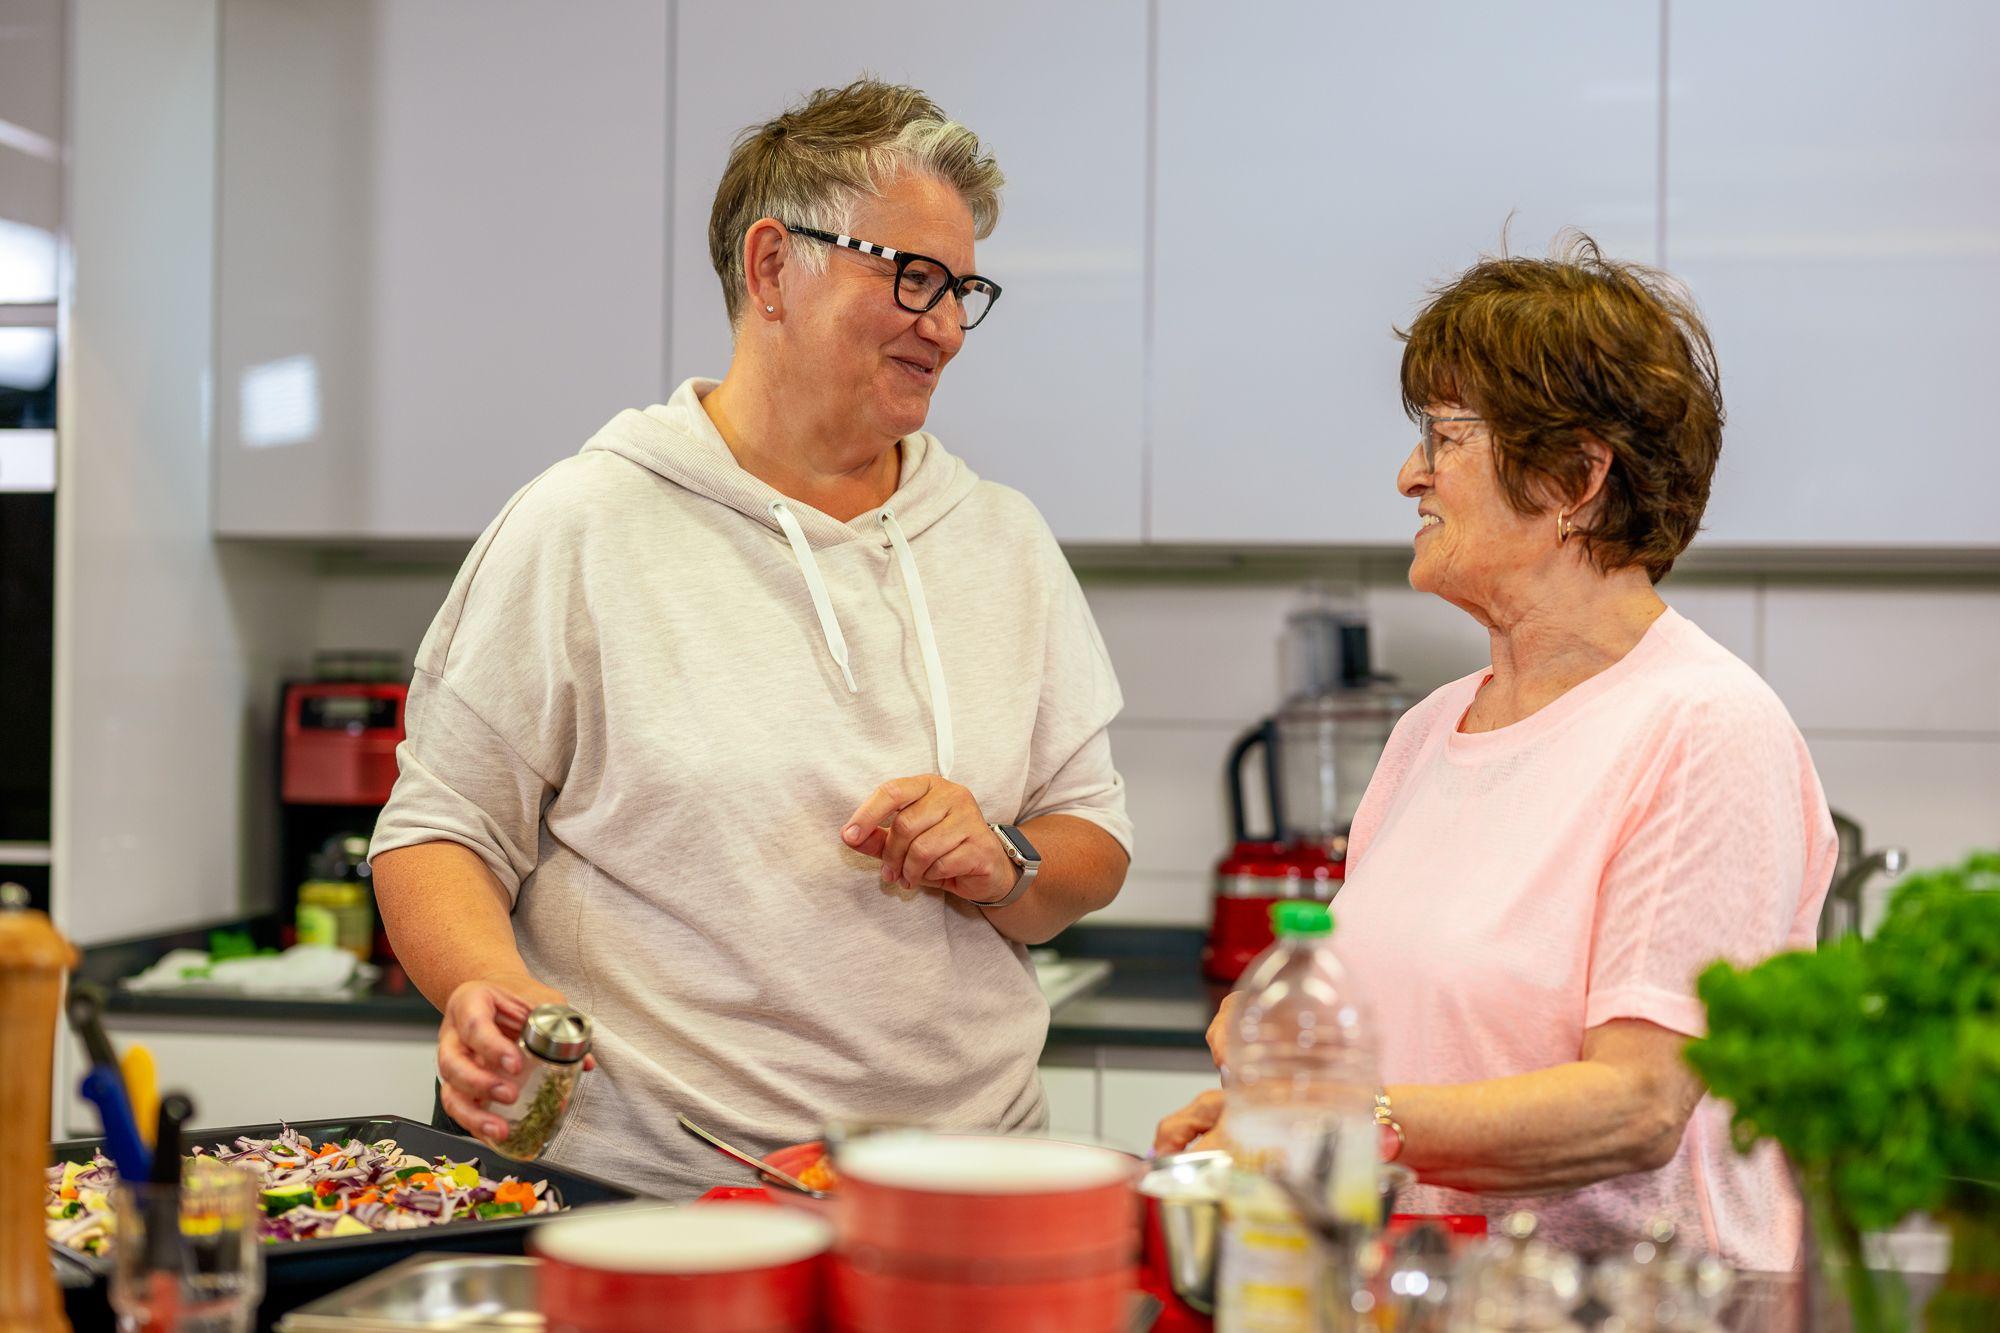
[975,823,1041,909]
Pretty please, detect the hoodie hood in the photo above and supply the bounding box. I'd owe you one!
[579,378,975,778]
[580,378,981,550]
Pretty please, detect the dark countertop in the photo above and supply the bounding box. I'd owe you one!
[79,917,1221,1051]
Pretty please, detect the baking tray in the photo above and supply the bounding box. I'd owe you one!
[48,1115,634,1295]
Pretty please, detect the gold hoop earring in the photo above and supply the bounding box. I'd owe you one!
[1557,509,1573,544]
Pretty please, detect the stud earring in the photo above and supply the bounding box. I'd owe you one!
[765,305,777,314]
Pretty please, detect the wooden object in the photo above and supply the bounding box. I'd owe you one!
[0,885,77,1333]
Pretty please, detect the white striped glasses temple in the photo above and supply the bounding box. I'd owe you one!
[782,223,1001,330]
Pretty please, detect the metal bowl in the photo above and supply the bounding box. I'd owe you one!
[1137,1150,1415,1315]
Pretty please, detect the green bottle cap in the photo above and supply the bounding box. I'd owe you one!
[1271,901,1333,937]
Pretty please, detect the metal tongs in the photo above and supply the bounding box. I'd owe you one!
[676,1112,827,1199]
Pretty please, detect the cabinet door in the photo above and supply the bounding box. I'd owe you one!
[1150,1,1660,544]
[668,1,1148,542]
[213,0,669,539]
[72,1025,440,1137]
[1667,2,2000,548]
[1039,1061,1099,1142]
[1098,1064,1219,1157]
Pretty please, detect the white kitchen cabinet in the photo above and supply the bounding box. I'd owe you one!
[1149,1,1661,545]
[1097,1055,1218,1157]
[1666,1,2000,549]
[69,1020,440,1139]
[667,1,1148,543]
[211,0,669,539]
[1038,1060,1100,1142]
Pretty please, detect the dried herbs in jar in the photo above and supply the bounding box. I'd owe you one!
[484,1003,591,1161]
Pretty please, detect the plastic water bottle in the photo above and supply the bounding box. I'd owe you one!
[1216,900,1381,1333]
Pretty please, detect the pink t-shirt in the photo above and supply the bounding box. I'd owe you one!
[1336,608,1836,1270]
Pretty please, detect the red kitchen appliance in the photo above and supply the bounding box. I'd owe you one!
[1202,720,1344,984]
[282,681,406,806]
[1202,601,1407,984]
[277,667,408,953]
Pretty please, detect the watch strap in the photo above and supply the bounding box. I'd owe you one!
[972,823,1038,909]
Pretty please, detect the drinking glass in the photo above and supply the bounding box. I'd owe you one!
[110,1158,263,1333]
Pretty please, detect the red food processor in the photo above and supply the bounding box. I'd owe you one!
[1202,595,1407,984]
[1202,721,1344,984]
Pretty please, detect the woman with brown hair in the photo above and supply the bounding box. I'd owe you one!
[1158,236,1835,1268]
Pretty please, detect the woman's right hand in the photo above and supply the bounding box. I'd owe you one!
[437,974,574,1142]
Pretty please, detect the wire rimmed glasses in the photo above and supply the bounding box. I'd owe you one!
[1417,410,1484,471]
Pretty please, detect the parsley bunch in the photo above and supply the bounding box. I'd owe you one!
[1687,853,2000,1329]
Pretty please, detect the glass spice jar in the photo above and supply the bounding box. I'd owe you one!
[484,1004,592,1162]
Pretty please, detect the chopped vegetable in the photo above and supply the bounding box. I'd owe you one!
[46,1124,569,1257]
[493,1182,538,1210]
[260,1185,312,1216]
[797,1156,839,1194]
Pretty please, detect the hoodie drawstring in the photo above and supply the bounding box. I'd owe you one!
[882,509,955,782]
[769,501,858,694]
[765,500,956,780]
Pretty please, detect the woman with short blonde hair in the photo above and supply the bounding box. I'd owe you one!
[375,79,1133,1198]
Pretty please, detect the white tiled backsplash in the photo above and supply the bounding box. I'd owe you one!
[313,560,2000,931]
[1087,566,2000,929]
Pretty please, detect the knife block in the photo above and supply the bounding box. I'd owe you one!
[0,888,77,1333]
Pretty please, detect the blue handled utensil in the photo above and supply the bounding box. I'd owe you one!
[67,982,152,1180]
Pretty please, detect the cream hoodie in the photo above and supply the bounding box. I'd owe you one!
[371,379,1132,1197]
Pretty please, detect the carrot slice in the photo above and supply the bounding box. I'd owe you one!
[494,1181,537,1209]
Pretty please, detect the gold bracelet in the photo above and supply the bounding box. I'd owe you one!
[1373,1088,1405,1162]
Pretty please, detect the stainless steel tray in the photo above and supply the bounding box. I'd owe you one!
[276,1253,540,1332]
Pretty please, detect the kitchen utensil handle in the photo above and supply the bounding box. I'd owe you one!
[1226,719,1284,844]
[66,982,120,1069]
[121,1044,159,1150]
[80,1064,151,1181]
[150,1094,192,1185]
[675,1113,825,1199]
[142,1094,194,1274]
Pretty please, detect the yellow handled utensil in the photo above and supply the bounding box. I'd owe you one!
[121,1044,159,1149]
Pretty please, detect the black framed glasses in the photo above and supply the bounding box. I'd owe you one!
[783,224,1001,330]
[1417,411,1483,471]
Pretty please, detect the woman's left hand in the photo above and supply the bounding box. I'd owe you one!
[843,775,1016,904]
[1155,1089,1226,1155]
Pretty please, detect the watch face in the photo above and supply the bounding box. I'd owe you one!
[998,824,1040,863]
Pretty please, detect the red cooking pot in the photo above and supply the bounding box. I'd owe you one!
[534,1201,833,1333]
